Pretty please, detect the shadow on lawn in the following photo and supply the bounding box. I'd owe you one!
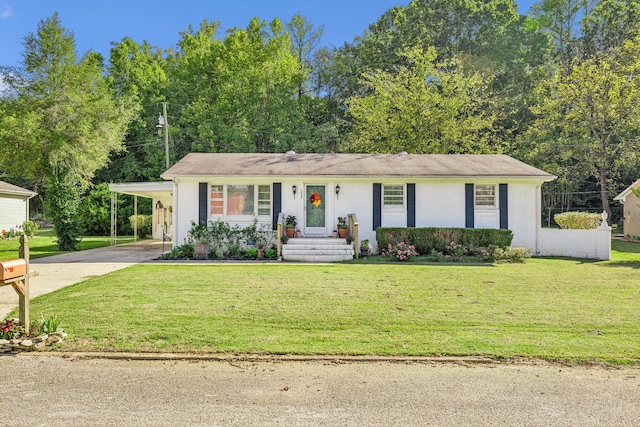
[344,256,496,267]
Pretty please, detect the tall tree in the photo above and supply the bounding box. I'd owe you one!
[166,18,306,153]
[527,36,640,221]
[345,47,497,154]
[286,13,324,98]
[101,37,169,182]
[0,14,135,249]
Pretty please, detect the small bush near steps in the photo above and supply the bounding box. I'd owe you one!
[0,315,67,353]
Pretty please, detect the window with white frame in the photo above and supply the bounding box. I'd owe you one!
[383,185,404,207]
[210,185,224,215]
[210,184,271,217]
[475,184,496,207]
[257,185,271,216]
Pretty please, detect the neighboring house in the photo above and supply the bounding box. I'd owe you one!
[161,153,556,253]
[614,179,640,238]
[0,180,37,232]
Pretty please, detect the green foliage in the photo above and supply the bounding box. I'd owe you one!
[245,247,258,259]
[0,14,136,249]
[376,227,513,255]
[20,220,39,238]
[492,247,532,263]
[77,183,144,236]
[129,215,152,237]
[345,47,498,154]
[173,219,276,260]
[285,215,297,229]
[39,313,62,334]
[46,170,81,251]
[162,243,194,260]
[554,212,602,229]
[77,183,112,236]
[265,249,277,259]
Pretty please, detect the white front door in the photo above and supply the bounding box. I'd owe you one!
[305,185,326,236]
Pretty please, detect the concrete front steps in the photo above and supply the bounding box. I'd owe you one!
[282,237,355,262]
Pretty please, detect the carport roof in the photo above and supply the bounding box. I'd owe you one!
[108,182,172,200]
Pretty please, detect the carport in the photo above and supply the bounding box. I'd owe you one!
[108,182,173,245]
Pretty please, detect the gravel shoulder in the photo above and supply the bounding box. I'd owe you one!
[1,354,639,426]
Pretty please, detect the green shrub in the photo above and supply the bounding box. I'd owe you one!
[265,249,277,259]
[245,247,258,259]
[20,220,39,237]
[78,183,147,236]
[553,212,602,229]
[162,243,194,259]
[376,227,513,254]
[129,215,152,238]
[493,247,531,263]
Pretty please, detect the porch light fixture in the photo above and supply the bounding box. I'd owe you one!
[292,185,297,198]
[335,184,340,199]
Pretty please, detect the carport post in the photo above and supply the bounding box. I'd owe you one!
[110,191,118,246]
[134,195,138,242]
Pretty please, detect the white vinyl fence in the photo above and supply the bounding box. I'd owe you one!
[537,213,611,260]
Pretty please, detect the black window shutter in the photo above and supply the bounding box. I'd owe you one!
[198,183,208,226]
[465,183,474,228]
[407,183,416,227]
[499,183,508,229]
[272,183,282,230]
[373,183,382,230]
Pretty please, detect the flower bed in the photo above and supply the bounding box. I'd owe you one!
[0,317,66,353]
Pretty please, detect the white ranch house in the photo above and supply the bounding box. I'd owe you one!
[0,180,36,233]
[159,152,564,260]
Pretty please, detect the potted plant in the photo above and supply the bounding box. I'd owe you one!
[285,215,296,238]
[189,221,210,260]
[332,229,338,238]
[337,217,348,238]
[360,239,370,257]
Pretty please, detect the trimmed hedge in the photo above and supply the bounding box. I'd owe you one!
[375,227,513,254]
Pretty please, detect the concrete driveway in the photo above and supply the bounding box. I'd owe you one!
[0,240,166,318]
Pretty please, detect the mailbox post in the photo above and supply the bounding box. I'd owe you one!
[0,235,30,334]
[19,235,30,334]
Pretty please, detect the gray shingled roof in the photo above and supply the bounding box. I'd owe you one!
[0,180,37,197]
[162,153,555,180]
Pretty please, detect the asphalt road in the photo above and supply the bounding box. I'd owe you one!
[0,355,638,426]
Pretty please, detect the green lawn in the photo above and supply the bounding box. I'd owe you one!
[0,229,135,261]
[23,239,640,364]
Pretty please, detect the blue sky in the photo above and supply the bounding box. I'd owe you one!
[0,0,537,68]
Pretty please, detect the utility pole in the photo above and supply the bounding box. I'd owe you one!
[162,102,170,169]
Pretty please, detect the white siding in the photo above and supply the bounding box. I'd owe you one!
[416,182,466,228]
[507,182,539,250]
[170,177,545,253]
[173,179,200,245]
[0,195,27,231]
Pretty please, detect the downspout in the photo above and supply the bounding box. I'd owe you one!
[535,183,541,256]
[172,180,178,247]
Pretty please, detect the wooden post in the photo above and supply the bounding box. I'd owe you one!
[18,235,30,334]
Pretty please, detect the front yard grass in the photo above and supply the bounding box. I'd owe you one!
[25,240,640,364]
[0,229,135,261]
